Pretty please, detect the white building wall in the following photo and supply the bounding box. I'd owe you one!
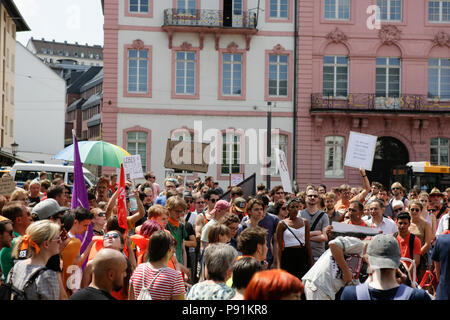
[115,0,295,189]
[14,42,66,158]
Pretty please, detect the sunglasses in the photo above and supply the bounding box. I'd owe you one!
[210,199,217,203]
[186,199,194,203]
[149,176,155,178]
[196,201,205,204]
[394,208,403,212]
[429,209,437,212]
[307,195,318,198]
[410,208,420,212]
[281,207,287,210]
[392,187,400,190]
[104,233,120,239]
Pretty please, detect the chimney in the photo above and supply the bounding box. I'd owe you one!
[64,40,67,44]
[41,37,45,41]
[53,39,55,42]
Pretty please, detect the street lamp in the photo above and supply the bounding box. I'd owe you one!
[11,141,18,157]
[267,101,272,190]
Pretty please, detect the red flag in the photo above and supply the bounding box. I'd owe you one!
[117,164,128,231]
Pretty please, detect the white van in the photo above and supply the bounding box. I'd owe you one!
[10,163,98,188]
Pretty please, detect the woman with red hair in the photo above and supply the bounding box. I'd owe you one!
[244,269,304,300]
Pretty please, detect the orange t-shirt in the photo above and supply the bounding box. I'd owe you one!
[334,199,350,212]
[396,233,422,267]
[61,236,81,285]
[348,220,367,227]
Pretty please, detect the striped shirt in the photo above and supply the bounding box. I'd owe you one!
[130,263,185,300]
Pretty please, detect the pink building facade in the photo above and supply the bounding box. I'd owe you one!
[296,0,450,190]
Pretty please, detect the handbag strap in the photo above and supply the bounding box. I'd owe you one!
[281,221,304,247]
[142,266,162,291]
[310,211,326,231]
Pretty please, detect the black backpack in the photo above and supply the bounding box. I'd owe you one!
[394,232,415,260]
[0,267,47,300]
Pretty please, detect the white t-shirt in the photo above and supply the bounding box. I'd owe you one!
[436,213,449,237]
[370,217,398,235]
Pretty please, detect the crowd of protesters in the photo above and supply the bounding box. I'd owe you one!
[0,169,449,301]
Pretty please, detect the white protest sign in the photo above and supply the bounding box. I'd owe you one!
[123,155,144,180]
[275,148,293,193]
[230,173,244,187]
[344,131,378,171]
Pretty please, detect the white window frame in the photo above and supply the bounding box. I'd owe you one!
[324,0,351,20]
[269,0,289,19]
[428,58,450,100]
[269,133,288,175]
[221,132,242,175]
[129,0,149,13]
[431,138,449,165]
[324,136,345,178]
[377,0,402,21]
[323,55,349,98]
[429,0,450,22]
[268,54,289,97]
[376,57,401,98]
[127,131,148,172]
[175,51,196,95]
[222,53,243,96]
[127,48,149,93]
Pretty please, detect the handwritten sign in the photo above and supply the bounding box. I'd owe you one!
[0,175,16,195]
[344,131,377,171]
[123,155,144,180]
[230,173,244,187]
[275,148,293,193]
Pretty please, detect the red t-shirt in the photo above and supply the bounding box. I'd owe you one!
[396,233,421,267]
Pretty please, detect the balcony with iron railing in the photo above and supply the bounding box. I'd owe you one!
[162,9,258,50]
[163,9,258,29]
[310,93,450,114]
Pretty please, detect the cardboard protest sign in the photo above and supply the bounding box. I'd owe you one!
[344,131,377,171]
[275,148,293,193]
[0,175,16,195]
[123,155,144,180]
[164,140,210,173]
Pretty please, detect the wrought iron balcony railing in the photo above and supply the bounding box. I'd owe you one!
[163,9,257,29]
[311,93,450,113]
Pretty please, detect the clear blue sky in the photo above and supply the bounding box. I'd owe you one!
[14,0,104,47]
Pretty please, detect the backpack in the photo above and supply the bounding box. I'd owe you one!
[137,268,162,300]
[355,283,414,300]
[394,232,415,260]
[0,266,47,300]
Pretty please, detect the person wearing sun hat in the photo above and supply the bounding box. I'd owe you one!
[340,234,431,300]
[200,200,230,250]
[429,187,448,222]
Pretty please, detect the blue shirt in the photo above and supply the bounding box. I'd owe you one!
[432,233,450,300]
[155,195,167,206]
[240,212,279,262]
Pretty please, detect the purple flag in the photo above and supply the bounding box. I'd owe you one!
[71,131,92,264]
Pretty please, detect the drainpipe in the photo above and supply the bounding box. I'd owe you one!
[292,0,298,183]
